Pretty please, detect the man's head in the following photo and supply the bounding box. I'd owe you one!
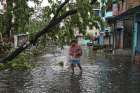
[70,39,78,46]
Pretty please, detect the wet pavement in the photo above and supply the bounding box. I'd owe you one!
[0,46,140,93]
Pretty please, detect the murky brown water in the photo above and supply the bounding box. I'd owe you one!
[0,46,140,93]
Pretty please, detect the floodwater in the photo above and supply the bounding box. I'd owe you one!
[0,46,140,93]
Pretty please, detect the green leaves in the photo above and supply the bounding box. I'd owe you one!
[2,0,104,46]
[0,15,4,34]
[8,0,104,44]
[13,0,30,33]
[41,0,104,44]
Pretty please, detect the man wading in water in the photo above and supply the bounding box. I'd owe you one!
[69,40,82,73]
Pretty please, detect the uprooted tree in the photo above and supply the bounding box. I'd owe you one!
[0,0,104,63]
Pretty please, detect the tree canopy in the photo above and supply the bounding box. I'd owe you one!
[0,0,104,63]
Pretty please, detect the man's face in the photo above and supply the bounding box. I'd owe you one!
[71,42,76,46]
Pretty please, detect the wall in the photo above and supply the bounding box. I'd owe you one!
[112,0,140,16]
[118,0,127,15]
[127,0,140,9]
[123,19,133,49]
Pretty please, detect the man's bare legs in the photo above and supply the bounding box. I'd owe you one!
[77,64,82,71]
[71,64,82,73]
[71,64,75,73]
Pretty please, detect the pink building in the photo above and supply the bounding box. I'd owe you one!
[127,0,140,8]
[113,0,140,16]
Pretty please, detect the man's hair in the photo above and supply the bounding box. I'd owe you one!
[70,39,77,44]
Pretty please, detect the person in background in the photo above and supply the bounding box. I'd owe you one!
[69,40,82,73]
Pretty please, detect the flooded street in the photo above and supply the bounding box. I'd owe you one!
[0,46,140,93]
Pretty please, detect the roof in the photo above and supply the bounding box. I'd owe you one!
[106,5,140,21]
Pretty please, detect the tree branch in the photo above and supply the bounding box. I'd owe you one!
[53,0,70,19]
[0,9,77,63]
[0,0,99,63]
[1,44,30,63]
[32,9,77,45]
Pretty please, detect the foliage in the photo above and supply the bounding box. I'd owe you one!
[0,42,11,53]
[0,52,33,70]
[0,0,31,36]
[13,0,30,34]
[0,42,52,70]
[58,61,64,67]
[2,0,13,37]
[0,14,4,33]
[0,0,105,44]
[38,0,105,45]
[0,0,105,64]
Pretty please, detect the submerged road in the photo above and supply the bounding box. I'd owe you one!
[0,46,140,93]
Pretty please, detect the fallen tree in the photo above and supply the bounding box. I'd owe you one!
[0,0,77,63]
[0,0,101,63]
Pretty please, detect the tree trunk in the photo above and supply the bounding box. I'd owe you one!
[0,9,77,63]
[3,0,13,38]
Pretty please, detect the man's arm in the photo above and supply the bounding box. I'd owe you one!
[75,46,82,56]
[69,48,73,56]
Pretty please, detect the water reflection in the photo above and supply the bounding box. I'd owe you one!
[96,69,130,93]
[0,71,31,93]
[0,46,140,93]
[70,72,82,93]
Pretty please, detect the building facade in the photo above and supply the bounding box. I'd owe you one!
[104,0,140,62]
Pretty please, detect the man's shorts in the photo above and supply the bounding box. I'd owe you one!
[70,60,80,64]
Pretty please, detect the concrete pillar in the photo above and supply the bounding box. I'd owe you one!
[14,35,17,48]
[112,22,116,55]
[132,14,137,62]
